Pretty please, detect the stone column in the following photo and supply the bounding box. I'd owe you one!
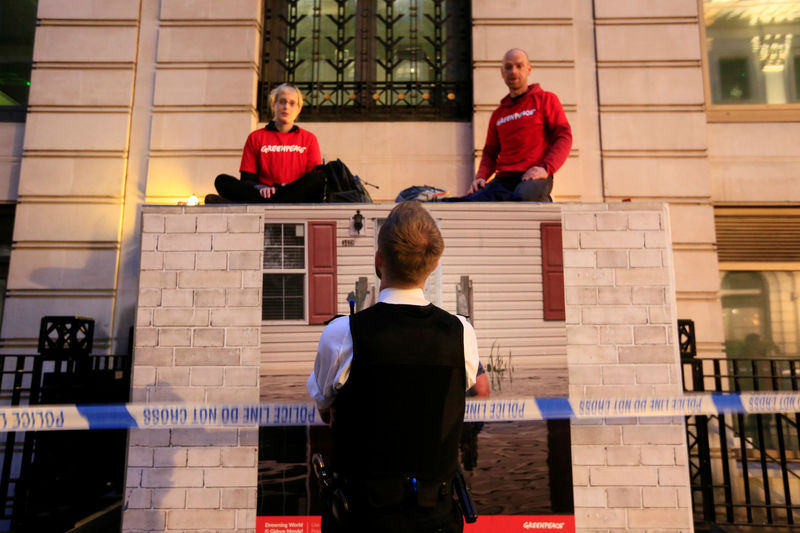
[563,204,693,532]
[122,206,262,533]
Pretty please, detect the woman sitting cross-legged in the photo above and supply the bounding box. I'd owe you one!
[206,83,324,204]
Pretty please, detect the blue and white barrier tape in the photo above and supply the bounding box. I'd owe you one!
[2,392,800,432]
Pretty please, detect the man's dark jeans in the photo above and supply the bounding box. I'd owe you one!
[447,173,553,202]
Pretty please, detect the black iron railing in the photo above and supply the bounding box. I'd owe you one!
[681,319,800,530]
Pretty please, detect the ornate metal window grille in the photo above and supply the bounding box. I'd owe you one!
[261,0,472,121]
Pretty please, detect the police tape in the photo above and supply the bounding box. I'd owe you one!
[1,392,800,432]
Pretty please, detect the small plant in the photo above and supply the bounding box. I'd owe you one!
[485,341,514,392]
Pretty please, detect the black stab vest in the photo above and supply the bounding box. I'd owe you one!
[331,302,466,482]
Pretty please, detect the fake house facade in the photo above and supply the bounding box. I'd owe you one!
[0,0,798,531]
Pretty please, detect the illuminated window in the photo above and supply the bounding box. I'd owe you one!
[0,0,37,121]
[260,0,472,121]
[703,0,800,105]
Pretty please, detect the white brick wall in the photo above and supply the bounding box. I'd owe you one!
[123,206,262,533]
[563,203,693,533]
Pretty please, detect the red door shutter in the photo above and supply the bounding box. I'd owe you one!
[541,222,565,321]
[308,221,338,325]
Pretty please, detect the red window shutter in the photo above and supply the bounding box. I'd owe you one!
[541,222,565,321]
[308,221,338,325]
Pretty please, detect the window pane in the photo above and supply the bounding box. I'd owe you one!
[704,1,800,104]
[261,0,472,121]
[0,0,37,118]
[262,274,305,320]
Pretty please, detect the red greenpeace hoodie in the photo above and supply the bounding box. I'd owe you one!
[476,83,572,180]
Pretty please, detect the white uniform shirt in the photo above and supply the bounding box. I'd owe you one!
[306,287,480,409]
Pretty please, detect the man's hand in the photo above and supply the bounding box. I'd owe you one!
[521,166,548,181]
[259,186,277,199]
[469,178,487,193]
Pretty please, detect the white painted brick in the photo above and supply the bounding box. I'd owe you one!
[571,366,604,385]
[132,366,156,387]
[563,212,595,230]
[572,465,589,486]
[675,445,689,466]
[212,233,263,251]
[139,271,177,289]
[128,428,171,447]
[196,214,228,233]
[133,347,174,367]
[187,447,221,467]
[222,488,257,509]
[207,387,259,403]
[643,487,678,507]
[634,326,667,345]
[599,326,633,345]
[126,468,142,488]
[136,309,152,326]
[659,465,689,486]
[636,365,672,384]
[640,445,676,465]
[606,445,641,466]
[243,271,262,288]
[236,508,257,529]
[229,251,262,270]
[648,305,672,324]
[159,327,192,347]
[574,508,626,528]
[567,326,599,345]
[615,267,669,286]
[167,509,236,529]
[196,251,228,270]
[565,305,581,325]
[606,487,642,507]
[194,328,225,347]
[580,231,643,249]
[179,271,242,289]
[567,345,618,365]
[142,468,203,488]
[562,230,579,249]
[154,447,188,468]
[161,289,194,307]
[678,486,692,508]
[632,286,664,304]
[121,510,165,530]
[623,425,686,445]
[190,367,224,386]
[628,212,661,230]
[135,327,157,347]
[142,214,165,233]
[241,347,261,366]
[204,467,257,487]
[164,214,197,233]
[563,249,596,268]
[597,287,631,305]
[195,288,226,307]
[153,308,210,327]
[225,327,260,347]
[630,249,662,267]
[138,288,161,307]
[582,306,647,325]
[573,486,606,507]
[140,251,164,270]
[628,508,691,529]
[128,447,154,467]
[156,367,190,385]
[210,308,261,327]
[175,347,240,366]
[590,466,657,486]
[644,230,668,249]
[221,447,257,467]
[141,233,158,251]
[571,425,621,445]
[187,488,221,509]
[125,488,152,509]
[596,212,628,230]
[571,445,607,465]
[224,367,258,386]
[158,233,211,251]
[595,249,628,268]
[565,268,615,287]
[585,384,654,397]
[149,386,205,402]
[619,345,676,364]
[228,215,261,233]
[226,289,261,307]
[565,287,597,305]
[164,251,196,270]
[171,428,239,446]
[239,427,259,446]
[602,366,636,385]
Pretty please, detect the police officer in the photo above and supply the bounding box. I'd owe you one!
[307,201,480,532]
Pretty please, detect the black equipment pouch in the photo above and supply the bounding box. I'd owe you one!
[312,453,350,525]
[453,469,478,523]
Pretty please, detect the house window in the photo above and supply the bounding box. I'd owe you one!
[260,0,472,121]
[703,0,800,105]
[0,0,37,122]
[262,221,338,324]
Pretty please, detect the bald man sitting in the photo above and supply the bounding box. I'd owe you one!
[456,48,572,202]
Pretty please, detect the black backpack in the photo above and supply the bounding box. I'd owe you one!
[318,159,372,203]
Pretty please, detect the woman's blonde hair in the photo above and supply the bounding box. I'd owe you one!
[268,83,304,114]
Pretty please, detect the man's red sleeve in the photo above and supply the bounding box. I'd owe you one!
[476,114,500,180]
[239,132,258,174]
[305,133,322,173]
[537,93,572,175]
